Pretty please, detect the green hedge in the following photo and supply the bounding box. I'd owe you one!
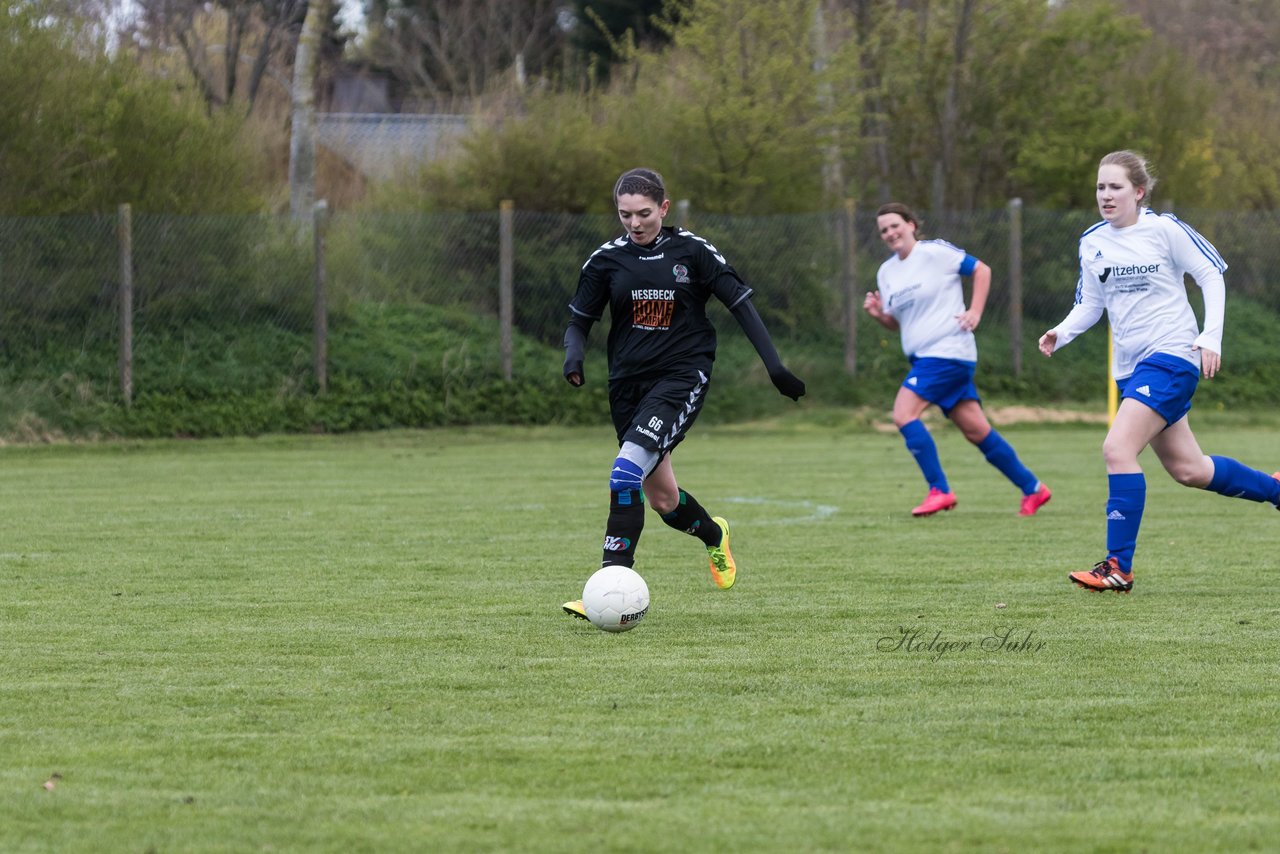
[2,294,1276,441]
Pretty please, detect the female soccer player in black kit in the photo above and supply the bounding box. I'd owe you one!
[561,168,805,620]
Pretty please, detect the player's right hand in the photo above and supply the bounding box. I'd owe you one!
[564,358,584,386]
[1037,330,1058,357]
[862,290,883,318]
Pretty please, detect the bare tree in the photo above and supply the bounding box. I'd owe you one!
[290,0,331,217]
[359,0,567,105]
[850,0,893,204]
[125,0,308,116]
[931,0,972,213]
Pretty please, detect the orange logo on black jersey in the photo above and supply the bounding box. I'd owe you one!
[633,299,673,330]
[630,287,675,330]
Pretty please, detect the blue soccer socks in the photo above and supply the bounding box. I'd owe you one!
[977,429,1040,495]
[1207,455,1280,504]
[1093,459,1276,581]
[900,420,949,493]
[1105,472,1146,572]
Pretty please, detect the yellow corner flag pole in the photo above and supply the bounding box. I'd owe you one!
[1107,325,1118,424]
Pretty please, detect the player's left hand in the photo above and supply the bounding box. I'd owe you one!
[955,309,982,332]
[770,367,806,401]
[1193,345,1220,379]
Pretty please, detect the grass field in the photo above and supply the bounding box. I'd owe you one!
[2,417,1279,852]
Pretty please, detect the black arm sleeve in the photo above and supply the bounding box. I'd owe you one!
[731,299,784,373]
[562,313,594,383]
[731,299,805,400]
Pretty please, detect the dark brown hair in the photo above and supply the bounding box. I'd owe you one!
[876,202,922,237]
[613,168,667,205]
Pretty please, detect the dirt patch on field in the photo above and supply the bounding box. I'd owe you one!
[987,405,1110,425]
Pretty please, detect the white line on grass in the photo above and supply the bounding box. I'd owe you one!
[723,496,838,525]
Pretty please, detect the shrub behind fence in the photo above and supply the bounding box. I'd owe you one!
[2,202,1276,432]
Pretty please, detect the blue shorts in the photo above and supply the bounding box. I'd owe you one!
[903,357,980,417]
[1116,353,1199,426]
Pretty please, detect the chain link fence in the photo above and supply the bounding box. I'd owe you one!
[2,203,1278,429]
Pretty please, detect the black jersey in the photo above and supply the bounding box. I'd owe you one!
[568,226,753,382]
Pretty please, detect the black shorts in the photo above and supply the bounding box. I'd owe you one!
[610,369,710,455]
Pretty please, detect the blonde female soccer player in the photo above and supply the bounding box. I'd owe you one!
[1039,150,1280,593]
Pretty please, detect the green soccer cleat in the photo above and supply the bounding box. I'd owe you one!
[706,516,737,590]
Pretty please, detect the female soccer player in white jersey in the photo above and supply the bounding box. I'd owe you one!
[1039,150,1280,593]
[559,168,806,620]
[864,202,1051,518]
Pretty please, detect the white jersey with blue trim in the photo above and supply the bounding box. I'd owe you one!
[877,239,978,362]
[1050,209,1227,380]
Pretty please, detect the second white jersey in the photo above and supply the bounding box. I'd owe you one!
[877,239,978,362]
[1052,209,1227,379]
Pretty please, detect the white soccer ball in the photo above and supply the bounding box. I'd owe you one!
[582,565,650,633]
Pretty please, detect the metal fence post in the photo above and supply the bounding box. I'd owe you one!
[675,199,691,229]
[499,200,515,381]
[843,198,858,376]
[117,203,134,407]
[313,199,329,393]
[1008,197,1023,377]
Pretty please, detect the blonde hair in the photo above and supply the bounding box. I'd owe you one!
[1099,150,1157,207]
